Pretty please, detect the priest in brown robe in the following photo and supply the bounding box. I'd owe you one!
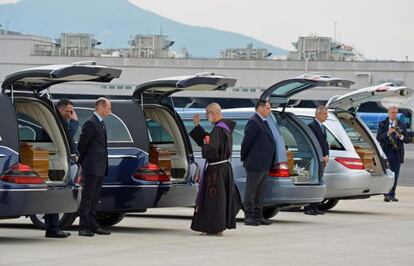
[189,103,237,235]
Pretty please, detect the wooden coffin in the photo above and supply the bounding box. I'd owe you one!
[20,143,49,180]
[355,147,375,171]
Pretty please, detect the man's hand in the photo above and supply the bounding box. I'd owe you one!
[70,109,78,121]
[388,127,396,135]
[193,113,201,126]
[323,156,329,167]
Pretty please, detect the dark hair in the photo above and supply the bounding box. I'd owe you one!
[56,98,73,109]
[255,99,268,110]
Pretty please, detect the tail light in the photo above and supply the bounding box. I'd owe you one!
[133,163,170,182]
[0,163,45,184]
[269,162,290,178]
[335,157,364,170]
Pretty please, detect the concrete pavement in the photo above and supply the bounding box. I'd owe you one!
[1,186,414,266]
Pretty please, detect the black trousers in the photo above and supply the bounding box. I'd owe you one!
[44,213,60,233]
[244,169,267,219]
[79,174,104,231]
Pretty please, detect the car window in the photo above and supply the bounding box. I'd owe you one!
[183,119,248,152]
[17,113,52,142]
[299,116,345,151]
[339,121,371,149]
[147,119,173,143]
[74,108,133,143]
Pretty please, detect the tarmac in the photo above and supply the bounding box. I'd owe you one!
[1,185,414,266]
[2,147,414,266]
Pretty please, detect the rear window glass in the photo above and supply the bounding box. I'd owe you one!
[17,113,52,142]
[299,116,345,151]
[74,108,133,143]
[269,82,310,97]
[147,120,174,143]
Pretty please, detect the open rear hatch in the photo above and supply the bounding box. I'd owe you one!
[260,73,354,183]
[132,73,237,182]
[327,83,413,174]
[2,62,121,92]
[1,62,122,185]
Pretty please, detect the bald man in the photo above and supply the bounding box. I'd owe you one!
[189,103,237,235]
[77,97,112,237]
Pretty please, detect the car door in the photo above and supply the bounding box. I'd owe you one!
[133,73,237,207]
[259,73,355,181]
[0,93,20,175]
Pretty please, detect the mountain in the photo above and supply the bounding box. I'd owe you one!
[0,0,287,58]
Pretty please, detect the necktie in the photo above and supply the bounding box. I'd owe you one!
[101,120,107,142]
[321,124,327,137]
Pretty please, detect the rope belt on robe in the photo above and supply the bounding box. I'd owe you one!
[195,121,232,211]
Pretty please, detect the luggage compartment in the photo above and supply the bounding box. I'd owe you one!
[144,105,189,182]
[336,112,384,176]
[15,99,69,183]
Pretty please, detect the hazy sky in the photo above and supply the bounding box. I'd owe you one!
[1,0,412,60]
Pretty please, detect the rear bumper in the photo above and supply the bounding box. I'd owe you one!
[237,178,326,207]
[0,187,80,217]
[324,169,394,199]
[98,184,198,212]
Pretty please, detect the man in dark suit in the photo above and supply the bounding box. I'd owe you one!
[376,106,410,202]
[43,99,78,238]
[305,106,330,215]
[241,99,276,226]
[77,97,112,237]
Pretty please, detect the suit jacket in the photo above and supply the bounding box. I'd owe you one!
[241,113,276,171]
[308,120,329,157]
[77,114,108,177]
[376,118,409,163]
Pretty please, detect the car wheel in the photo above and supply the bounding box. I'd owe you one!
[29,212,77,230]
[262,206,280,219]
[318,199,339,211]
[96,212,126,227]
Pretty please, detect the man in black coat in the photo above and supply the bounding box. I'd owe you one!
[43,99,78,238]
[305,106,330,215]
[376,106,410,202]
[241,99,276,226]
[77,97,112,237]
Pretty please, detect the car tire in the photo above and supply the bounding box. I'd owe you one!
[318,199,339,211]
[262,206,280,219]
[29,212,77,230]
[96,212,126,227]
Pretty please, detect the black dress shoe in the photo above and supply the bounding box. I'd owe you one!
[391,197,399,202]
[244,218,260,226]
[384,196,391,202]
[94,228,111,235]
[257,218,272,225]
[45,230,71,238]
[314,208,325,215]
[304,208,318,215]
[79,229,95,237]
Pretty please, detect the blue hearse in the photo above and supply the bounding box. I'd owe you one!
[30,73,238,228]
[0,63,121,224]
